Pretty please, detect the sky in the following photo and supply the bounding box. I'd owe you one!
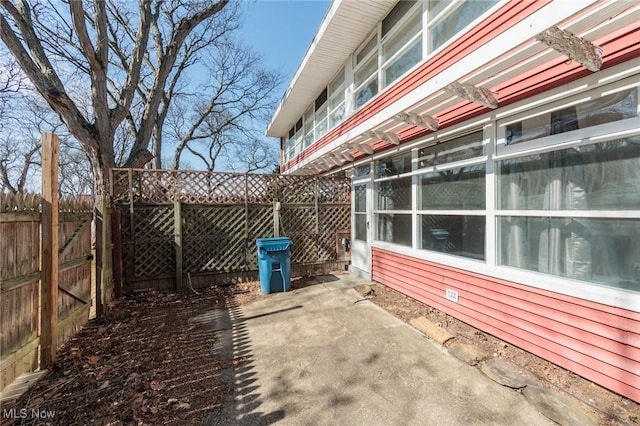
[239,0,331,101]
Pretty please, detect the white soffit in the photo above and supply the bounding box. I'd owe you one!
[266,0,395,137]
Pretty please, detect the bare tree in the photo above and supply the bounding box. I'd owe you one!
[0,130,39,193]
[169,41,281,171]
[0,0,230,197]
[0,53,27,119]
[0,93,92,195]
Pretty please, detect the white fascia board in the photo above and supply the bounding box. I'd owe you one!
[265,1,339,137]
[287,0,599,174]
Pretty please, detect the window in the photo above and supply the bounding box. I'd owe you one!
[374,152,412,247]
[505,88,638,146]
[382,6,423,87]
[329,69,345,128]
[354,53,379,109]
[316,105,328,139]
[286,118,303,161]
[418,131,486,259]
[355,164,371,178]
[303,108,314,149]
[354,184,367,241]
[427,0,497,53]
[498,136,640,290]
[382,1,417,37]
[359,74,640,304]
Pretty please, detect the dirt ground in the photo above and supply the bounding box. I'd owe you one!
[3,275,640,425]
[355,282,640,426]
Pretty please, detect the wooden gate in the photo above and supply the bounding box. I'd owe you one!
[110,169,351,292]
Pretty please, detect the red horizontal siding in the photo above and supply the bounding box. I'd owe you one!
[372,247,640,403]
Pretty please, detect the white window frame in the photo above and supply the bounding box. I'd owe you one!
[381,2,424,89]
[425,0,502,55]
[353,33,380,111]
[368,66,640,312]
[329,68,346,129]
[495,76,640,159]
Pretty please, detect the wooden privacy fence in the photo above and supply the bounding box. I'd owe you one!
[110,169,351,292]
[0,192,92,394]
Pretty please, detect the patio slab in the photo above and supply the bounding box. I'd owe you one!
[204,274,554,425]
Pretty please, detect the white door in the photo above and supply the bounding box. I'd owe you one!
[351,179,371,278]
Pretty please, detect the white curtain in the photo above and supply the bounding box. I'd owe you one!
[537,159,591,280]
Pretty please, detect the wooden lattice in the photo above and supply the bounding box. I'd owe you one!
[112,170,351,287]
[318,178,351,203]
[278,176,316,204]
[280,207,317,263]
[132,207,175,277]
[318,206,351,260]
[246,174,277,204]
[246,207,275,266]
[422,182,484,208]
[182,206,247,273]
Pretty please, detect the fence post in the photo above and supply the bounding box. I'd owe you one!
[315,178,320,262]
[244,173,249,269]
[41,132,59,367]
[273,177,280,237]
[174,200,183,291]
[112,210,123,298]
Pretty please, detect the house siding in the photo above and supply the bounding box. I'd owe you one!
[282,4,640,173]
[372,247,640,403]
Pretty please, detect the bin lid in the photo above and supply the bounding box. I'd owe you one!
[256,237,293,251]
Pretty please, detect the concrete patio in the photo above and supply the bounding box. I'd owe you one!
[202,274,560,425]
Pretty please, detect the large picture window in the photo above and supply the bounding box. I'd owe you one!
[498,136,640,290]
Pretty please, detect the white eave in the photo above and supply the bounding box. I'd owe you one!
[265,0,395,138]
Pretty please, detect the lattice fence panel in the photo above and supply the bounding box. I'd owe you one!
[278,175,316,204]
[318,206,351,260]
[111,171,130,204]
[114,170,249,205]
[281,207,317,263]
[182,206,247,273]
[421,182,484,209]
[318,178,351,203]
[118,207,134,282]
[132,207,175,277]
[111,170,351,287]
[246,174,276,204]
[246,207,275,267]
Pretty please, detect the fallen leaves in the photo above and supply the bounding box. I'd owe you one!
[149,380,166,391]
[15,282,262,425]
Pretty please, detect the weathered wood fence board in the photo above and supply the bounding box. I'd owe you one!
[0,193,92,394]
[110,169,351,292]
[0,193,42,392]
[1,134,93,396]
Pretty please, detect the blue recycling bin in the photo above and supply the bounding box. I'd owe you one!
[256,237,293,294]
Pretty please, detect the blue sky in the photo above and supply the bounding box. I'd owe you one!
[240,0,331,96]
